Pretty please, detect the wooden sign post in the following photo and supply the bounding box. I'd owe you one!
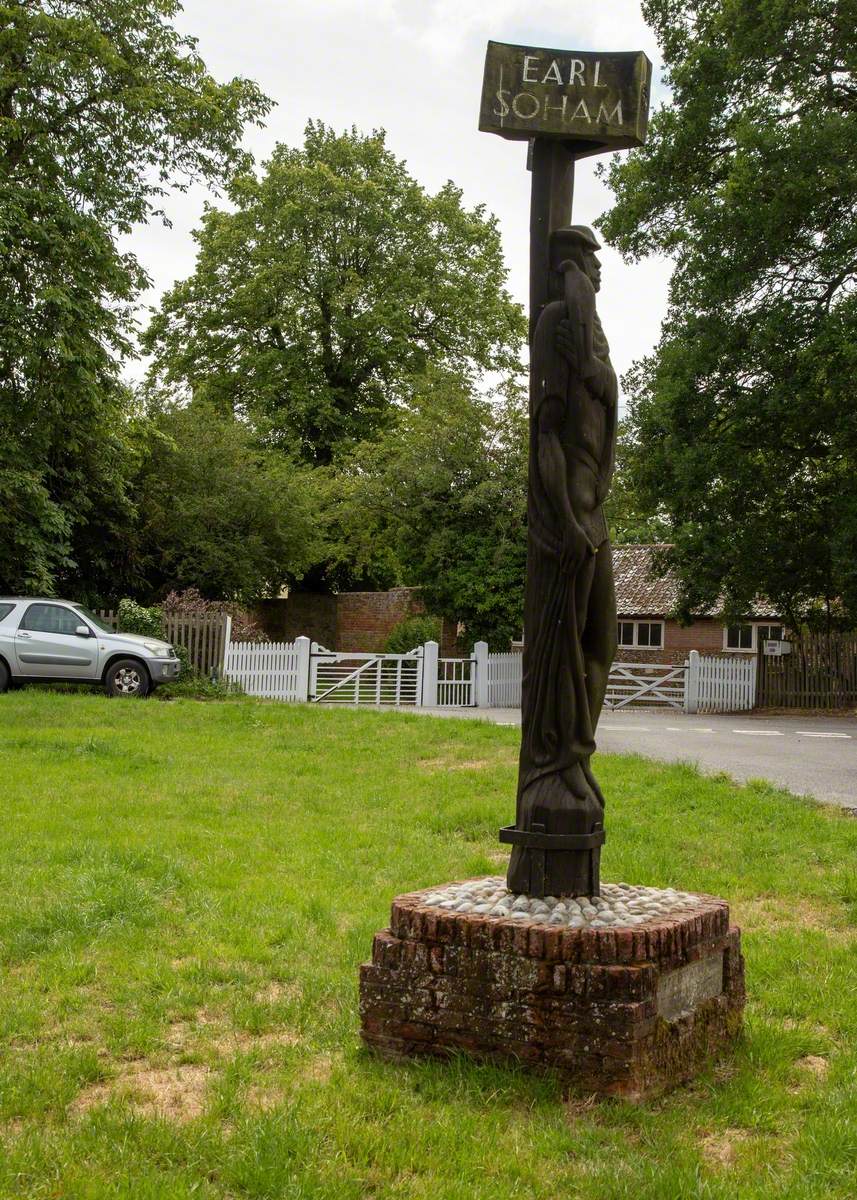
[481,41,652,897]
[480,40,651,339]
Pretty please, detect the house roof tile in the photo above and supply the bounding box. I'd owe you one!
[611,544,781,619]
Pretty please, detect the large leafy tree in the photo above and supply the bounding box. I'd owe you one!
[0,0,270,595]
[133,402,321,603]
[328,370,528,649]
[599,0,857,630]
[144,122,526,466]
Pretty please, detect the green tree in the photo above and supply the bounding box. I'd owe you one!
[603,418,672,545]
[0,0,270,596]
[329,370,528,649]
[599,0,857,629]
[144,122,526,466]
[133,402,321,603]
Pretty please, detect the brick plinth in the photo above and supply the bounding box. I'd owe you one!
[359,883,745,1100]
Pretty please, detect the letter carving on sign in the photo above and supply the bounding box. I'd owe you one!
[485,40,651,897]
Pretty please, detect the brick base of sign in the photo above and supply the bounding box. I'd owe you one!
[359,883,745,1101]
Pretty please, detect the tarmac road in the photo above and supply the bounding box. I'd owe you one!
[422,707,857,809]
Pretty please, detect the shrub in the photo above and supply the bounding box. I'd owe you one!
[117,598,162,639]
[384,614,442,654]
[162,588,268,643]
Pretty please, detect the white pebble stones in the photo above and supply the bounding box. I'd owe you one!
[418,877,706,929]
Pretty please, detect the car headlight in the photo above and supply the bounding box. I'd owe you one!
[144,643,172,658]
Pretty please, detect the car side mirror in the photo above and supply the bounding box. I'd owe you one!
[75,625,92,638]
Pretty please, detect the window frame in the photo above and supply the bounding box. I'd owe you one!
[18,603,91,637]
[722,622,785,653]
[616,619,665,650]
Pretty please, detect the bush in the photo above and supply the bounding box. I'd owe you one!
[162,588,268,643]
[384,614,442,654]
[116,598,163,639]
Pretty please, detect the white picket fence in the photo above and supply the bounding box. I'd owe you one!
[488,652,523,707]
[687,650,756,713]
[222,637,310,701]
[222,636,759,713]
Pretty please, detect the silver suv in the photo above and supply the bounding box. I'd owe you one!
[0,599,181,697]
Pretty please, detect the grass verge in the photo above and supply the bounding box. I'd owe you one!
[1,690,856,1199]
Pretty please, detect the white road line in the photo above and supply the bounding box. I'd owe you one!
[732,729,784,736]
[798,731,852,739]
[601,725,651,732]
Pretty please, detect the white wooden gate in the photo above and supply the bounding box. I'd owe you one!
[310,644,424,705]
[687,651,757,713]
[223,637,309,700]
[437,657,474,706]
[603,662,687,710]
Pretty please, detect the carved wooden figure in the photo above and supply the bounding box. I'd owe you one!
[501,225,618,897]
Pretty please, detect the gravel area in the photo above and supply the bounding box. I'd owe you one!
[419,876,709,929]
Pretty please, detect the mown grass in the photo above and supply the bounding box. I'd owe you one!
[0,689,856,1199]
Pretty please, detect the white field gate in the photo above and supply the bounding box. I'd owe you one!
[310,644,424,705]
[604,661,687,710]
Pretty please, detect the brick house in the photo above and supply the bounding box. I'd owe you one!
[613,544,786,663]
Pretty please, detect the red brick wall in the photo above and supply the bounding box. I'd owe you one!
[253,588,462,654]
[336,588,423,652]
[253,594,337,648]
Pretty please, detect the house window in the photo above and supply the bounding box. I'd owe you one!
[724,623,785,652]
[617,620,664,649]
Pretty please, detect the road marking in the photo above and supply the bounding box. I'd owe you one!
[732,729,784,736]
[601,725,651,732]
[798,731,852,739]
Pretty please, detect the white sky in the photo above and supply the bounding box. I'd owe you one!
[125,0,673,407]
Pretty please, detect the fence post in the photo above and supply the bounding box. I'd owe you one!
[294,636,312,703]
[420,640,439,707]
[473,641,489,708]
[686,650,700,714]
[220,613,232,677]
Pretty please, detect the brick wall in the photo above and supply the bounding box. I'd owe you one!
[252,588,463,654]
[336,588,422,652]
[253,594,337,648]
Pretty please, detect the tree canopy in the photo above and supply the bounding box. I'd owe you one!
[327,370,528,648]
[133,402,321,603]
[0,0,270,595]
[144,121,526,466]
[599,0,857,629]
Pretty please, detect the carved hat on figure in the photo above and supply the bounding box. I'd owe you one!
[550,225,601,273]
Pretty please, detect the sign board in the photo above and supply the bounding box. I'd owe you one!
[764,640,792,656]
[479,40,651,155]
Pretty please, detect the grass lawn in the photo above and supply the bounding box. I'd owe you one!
[1,690,856,1199]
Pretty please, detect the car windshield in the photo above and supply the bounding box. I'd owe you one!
[73,606,114,634]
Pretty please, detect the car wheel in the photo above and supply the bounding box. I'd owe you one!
[0,660,9,694]
[105,659,150,699]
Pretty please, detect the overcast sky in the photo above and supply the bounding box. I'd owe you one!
[125,0,673,406]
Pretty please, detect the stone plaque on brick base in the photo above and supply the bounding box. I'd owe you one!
[359,880,744,1100]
